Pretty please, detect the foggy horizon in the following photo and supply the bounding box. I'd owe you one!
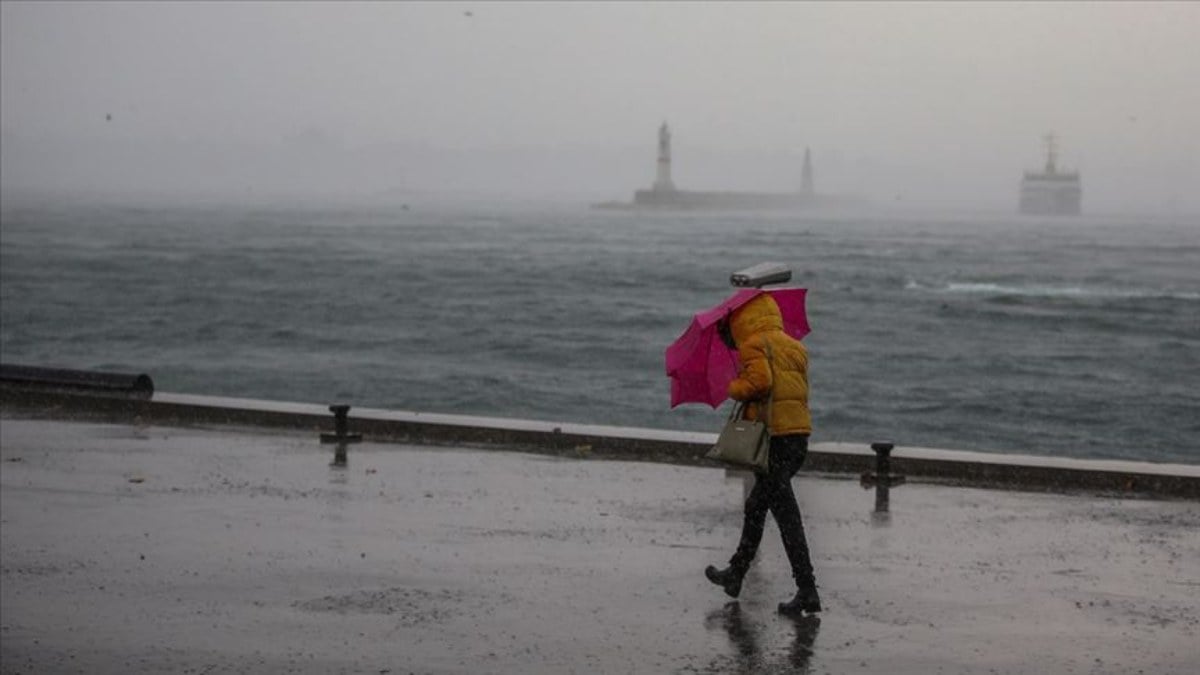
[3,2,1198,215]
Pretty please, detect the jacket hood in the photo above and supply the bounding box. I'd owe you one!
[729,293,783,344]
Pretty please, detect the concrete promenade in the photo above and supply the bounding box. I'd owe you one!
[2,416,1198,674]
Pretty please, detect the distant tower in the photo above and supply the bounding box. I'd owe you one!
[653,122,676,192]
[800,147,814,196]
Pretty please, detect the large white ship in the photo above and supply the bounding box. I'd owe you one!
[1019,134,1081,216]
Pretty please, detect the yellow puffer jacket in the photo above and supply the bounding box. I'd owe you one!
[726,293,812,436]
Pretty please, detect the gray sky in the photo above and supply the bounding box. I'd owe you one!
[2,1,1198,213]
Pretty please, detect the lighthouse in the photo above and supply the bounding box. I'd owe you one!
[653,122,676,192]
[800,147,814,197]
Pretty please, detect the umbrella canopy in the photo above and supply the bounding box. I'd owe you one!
[665,287,809,408]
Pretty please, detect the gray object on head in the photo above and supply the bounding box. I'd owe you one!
[730,262,792,288]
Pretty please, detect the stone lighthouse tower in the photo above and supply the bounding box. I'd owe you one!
[653,122,676,192]
[800,147,814,197]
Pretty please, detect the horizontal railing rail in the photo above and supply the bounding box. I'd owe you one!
[0,364,154,399]
[1,384,1196,499]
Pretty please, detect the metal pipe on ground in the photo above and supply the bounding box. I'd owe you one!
[0,364,154,400]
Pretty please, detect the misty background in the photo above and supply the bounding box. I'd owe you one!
[2,1,1199,214]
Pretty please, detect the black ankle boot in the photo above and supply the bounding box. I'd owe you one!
[778,587,821,615]
[704,565,743,599]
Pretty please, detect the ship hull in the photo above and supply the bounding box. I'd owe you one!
[1019,177,1081,216]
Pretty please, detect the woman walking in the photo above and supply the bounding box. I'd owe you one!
[704,293,821,615]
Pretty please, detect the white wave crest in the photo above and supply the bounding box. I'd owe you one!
[925,281,1200,301]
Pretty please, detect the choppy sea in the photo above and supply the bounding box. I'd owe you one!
[1,196,1197,464]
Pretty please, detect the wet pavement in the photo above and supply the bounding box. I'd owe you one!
[2,417,1198,674]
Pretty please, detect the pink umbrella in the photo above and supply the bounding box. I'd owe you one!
[665,287,810,408]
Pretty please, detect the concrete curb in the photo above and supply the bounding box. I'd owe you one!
[2,386,1197,499]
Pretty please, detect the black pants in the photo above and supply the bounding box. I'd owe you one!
[728,434,816,590]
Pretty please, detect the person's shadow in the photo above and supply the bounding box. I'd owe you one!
[703,602,822,673]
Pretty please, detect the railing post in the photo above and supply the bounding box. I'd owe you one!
[320,404,362,467]
[860,441,906,514]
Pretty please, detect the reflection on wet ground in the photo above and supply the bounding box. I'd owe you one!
[701,601,821,674]
[2,418,1198,674]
